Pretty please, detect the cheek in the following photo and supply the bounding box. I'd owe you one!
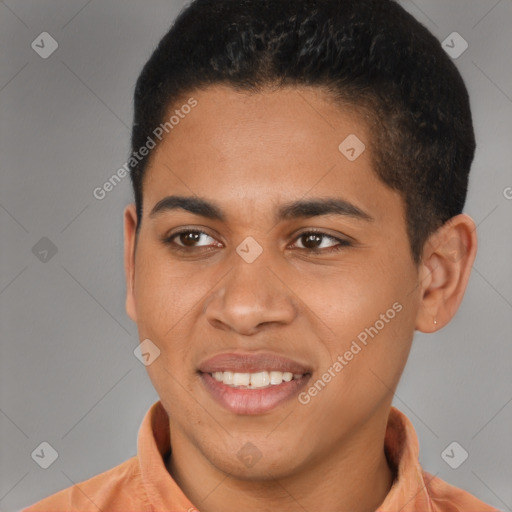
[130,239,204,331]
[132,247,228,374]
[294,262,405,342]
[297,258,417,388]
[132,251,205,403]
[133,246,202,328]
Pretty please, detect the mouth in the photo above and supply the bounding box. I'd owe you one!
[207,370,306,389]
[197,352,312,415]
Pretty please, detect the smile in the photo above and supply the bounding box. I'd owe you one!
[210,370,305,389]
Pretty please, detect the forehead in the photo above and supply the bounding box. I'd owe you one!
[141,84,402,226]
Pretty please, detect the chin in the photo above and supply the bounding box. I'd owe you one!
[206,439,307,481]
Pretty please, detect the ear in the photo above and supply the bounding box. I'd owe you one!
[124,203,138,323]
[415,214,478,333]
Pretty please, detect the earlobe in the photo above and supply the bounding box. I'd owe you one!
[415,214,478,333]
[123,203,138,323]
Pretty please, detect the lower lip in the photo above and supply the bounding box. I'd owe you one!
[200,372,311,415]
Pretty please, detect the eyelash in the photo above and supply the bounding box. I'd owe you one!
[161,229,352,254]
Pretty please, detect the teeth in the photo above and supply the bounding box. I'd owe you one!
[269,371,283,385]
[211,370,304,388]
[250,371,270,387]
[233,372,250,386]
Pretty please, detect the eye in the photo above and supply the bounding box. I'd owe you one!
[162,229,220,251]
[290,230,351,253]
[162,228,351,254]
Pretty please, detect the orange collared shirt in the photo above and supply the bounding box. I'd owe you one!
[23,400,499,512]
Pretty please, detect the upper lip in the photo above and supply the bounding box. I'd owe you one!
[198,352,312,374]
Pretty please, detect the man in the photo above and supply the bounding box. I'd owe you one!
[23,0,499,510]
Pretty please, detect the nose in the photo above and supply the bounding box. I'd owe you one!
[203,249,298,336]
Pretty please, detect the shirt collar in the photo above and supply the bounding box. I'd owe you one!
[138,400,434,511]
[138,400,195,511]
[378,406,434,511]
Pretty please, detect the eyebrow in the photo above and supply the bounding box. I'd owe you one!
[149,195,374,223]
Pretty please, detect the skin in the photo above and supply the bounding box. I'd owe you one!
[123,84,477,512]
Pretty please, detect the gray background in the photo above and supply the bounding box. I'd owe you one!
[0,1,511,511]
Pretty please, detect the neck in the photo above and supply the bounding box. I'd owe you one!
[165,409,396,512]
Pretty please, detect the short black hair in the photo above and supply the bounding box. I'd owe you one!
[130,0,475,264]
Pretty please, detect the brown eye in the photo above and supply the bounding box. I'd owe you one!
[163,229,219,250]
[292,231,351,253]
[177,231,202,247]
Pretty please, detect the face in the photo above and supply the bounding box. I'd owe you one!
[124,84,423,478]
